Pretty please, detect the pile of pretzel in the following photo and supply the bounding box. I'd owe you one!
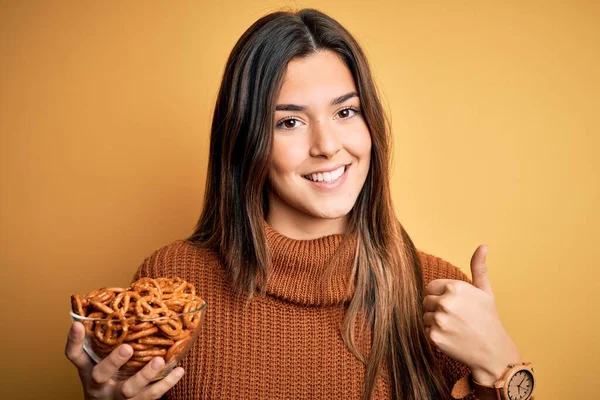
[70,277,204,371]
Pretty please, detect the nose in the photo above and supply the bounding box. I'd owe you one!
[309,120,342,159]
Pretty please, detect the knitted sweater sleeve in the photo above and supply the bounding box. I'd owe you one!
[417,250,476,400]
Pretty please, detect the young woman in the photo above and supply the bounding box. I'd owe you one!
[65,9,531,400]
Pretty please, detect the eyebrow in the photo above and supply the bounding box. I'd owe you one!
[275,91,359,112]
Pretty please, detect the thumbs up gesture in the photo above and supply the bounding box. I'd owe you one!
[423,245,522,385]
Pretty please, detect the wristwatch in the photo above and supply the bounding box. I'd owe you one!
[471,362,535,400]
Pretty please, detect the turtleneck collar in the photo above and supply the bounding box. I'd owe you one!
[263,222,357,307]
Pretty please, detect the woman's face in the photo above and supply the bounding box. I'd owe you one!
[267,50,372,232]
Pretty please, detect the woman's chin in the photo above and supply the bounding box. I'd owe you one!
[304,205,353,221]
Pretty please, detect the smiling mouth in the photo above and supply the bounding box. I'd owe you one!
[302,165,347,184]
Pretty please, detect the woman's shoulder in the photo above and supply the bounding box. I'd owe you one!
[147,239,218,259]
[415,249,472,285]
[132,239,222,281]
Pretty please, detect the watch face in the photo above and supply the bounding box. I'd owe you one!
[507,370,534,400]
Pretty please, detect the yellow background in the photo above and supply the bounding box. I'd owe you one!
[1,1,598,399]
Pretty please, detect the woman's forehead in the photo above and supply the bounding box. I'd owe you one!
[276,50,358,106]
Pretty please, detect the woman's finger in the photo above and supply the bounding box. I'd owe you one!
[64,322,93,370]
[118,357,166,399]
[423,311,436,327]
[90,344,133,385]
[133,367,185,400]
[422,295,441,312]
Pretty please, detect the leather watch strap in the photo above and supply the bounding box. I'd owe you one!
[472,378,502,400]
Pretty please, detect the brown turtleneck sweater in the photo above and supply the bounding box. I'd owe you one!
[133,225,475,399]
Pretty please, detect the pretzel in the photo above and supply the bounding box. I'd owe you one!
[84,287,122,305]
[123,360,145,370]
[94,312,128,346]
[135,296,169,319]
[125,326,159,341]
[183,301,202,329]
[130,321,153,332]
[130,342,151,350]
[138,337,175,346]
[165,337,191,363]
[131,355,155,362]
[70,276,205,376]
[83,312,105,336]
[71,294,85,317]
[181,283,195,296]
[164,298,188,313]
[91,300,115,315]
[170,329,191,341]
[158,277,186,299]
[156,313,183,337]
[112,291,141,315]
[131,278,163,298]
[133,348,167,358]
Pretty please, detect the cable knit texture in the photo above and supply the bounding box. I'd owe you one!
[133,224,475,399]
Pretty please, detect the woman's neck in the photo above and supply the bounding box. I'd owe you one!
[266,195,347,240]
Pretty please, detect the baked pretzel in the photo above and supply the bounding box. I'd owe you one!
[135,296,169,319]
[70,277,205,373]
[112,291,141,315]
[183,300,203,329]
[94,312,128,346]
[165,337,191,363]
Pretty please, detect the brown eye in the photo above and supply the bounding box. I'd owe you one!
[336,107,359,119]
[283,119,297,129]
[276,117,302,130]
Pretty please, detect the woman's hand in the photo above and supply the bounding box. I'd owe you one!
[423,245,521,385]
[65,321,185,399]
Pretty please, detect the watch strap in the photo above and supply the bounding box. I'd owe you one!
[472,377,502,400]
[450,374,501,399]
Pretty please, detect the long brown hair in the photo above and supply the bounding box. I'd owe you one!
[188,9,451,400]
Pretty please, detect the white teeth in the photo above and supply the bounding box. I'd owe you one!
[331,167,343,180]
[304,166,346,183]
